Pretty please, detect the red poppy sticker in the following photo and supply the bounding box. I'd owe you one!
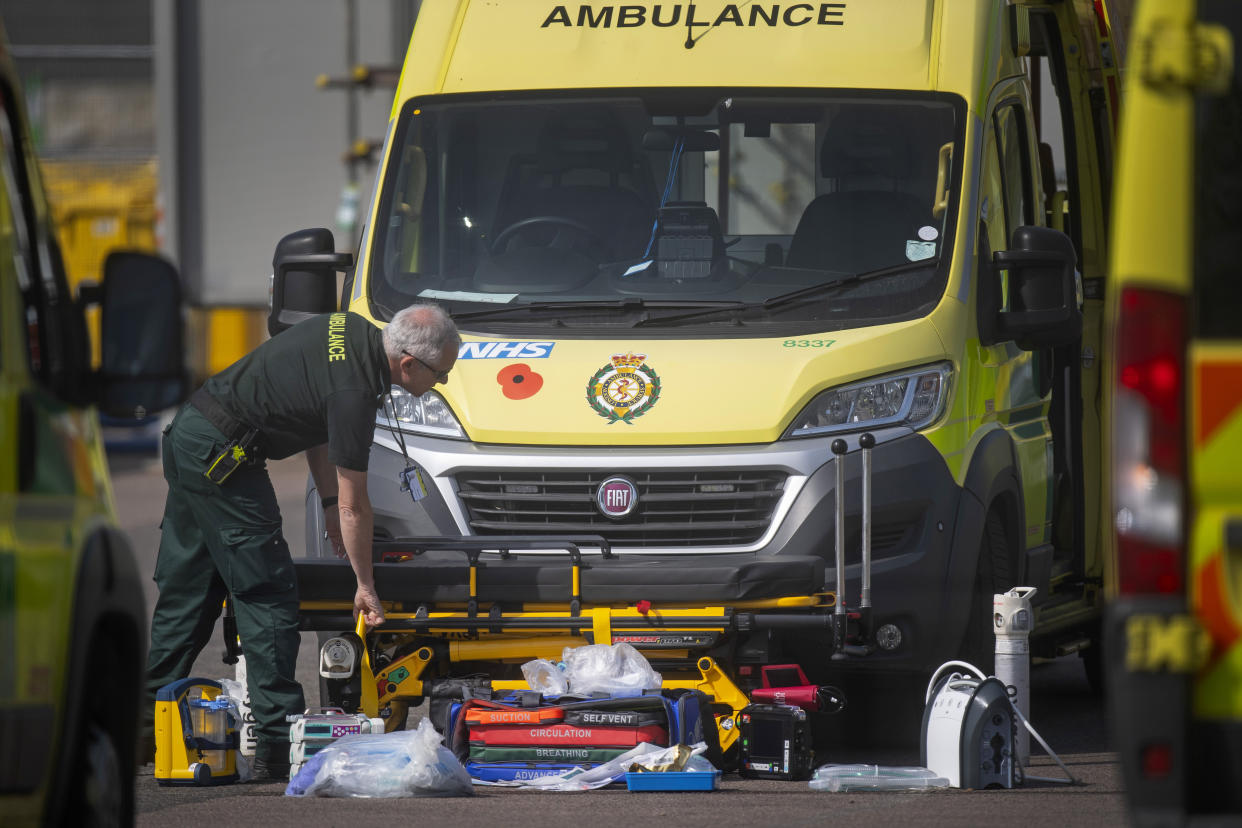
[497,363,544,400]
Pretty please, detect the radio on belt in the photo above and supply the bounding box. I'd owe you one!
[737,703,814,781]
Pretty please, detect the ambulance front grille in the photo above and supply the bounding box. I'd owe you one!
[454,469,788,547]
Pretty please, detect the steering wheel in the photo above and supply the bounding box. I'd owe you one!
[490,216,608,256]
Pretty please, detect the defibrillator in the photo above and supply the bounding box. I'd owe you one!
[154,677,240,786]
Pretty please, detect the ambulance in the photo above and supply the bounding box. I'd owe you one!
[272,0,1124,731]
[0,17,186,826]
[1104,0,1242,821]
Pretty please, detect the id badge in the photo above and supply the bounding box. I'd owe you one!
[398,464,430,502]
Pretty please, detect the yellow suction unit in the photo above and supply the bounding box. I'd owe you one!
[154,677,240,786]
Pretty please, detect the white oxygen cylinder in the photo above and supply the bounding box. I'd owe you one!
[993,586,1036,766]
[235,655,258,758]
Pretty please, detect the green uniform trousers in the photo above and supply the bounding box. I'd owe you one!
[142,403,305,763]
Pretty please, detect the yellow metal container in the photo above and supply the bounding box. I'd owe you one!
[41,159,157,286]
[40,159,158,367]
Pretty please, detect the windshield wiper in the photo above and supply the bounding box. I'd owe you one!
[452,298,745,322]
[762,258,940,310]
[632,259,940,327]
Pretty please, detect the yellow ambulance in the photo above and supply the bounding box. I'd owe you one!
[0,17,186,826]
[274,0,1123,724]
[1105,0,1242,821]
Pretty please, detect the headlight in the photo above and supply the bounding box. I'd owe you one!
[378,386,466,439]
[783,363,952,438]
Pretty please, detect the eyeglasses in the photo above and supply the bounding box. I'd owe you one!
[404,350,450,383]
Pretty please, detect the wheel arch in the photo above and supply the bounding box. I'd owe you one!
[43,526,146,827]
[939,428,1026,650]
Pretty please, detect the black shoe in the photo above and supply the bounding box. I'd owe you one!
[248,756,290,784]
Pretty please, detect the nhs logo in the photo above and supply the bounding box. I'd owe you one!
[458,341,555,359]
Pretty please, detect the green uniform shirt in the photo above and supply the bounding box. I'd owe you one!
[204,311,390,470]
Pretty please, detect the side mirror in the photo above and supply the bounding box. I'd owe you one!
[269,228,352,336]
[97,251,188,418]
[992,225,1082,351]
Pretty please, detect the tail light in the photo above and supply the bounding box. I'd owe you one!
[1113,287,1186,595]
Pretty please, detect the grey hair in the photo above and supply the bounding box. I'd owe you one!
[382,302,461,361]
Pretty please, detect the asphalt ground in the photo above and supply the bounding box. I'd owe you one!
[110,446,1131,828]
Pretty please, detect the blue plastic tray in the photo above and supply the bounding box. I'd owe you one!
[625,771,720,791]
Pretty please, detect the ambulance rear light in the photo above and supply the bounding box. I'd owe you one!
[1113,287,1186,596]
[1141,743,1174,779]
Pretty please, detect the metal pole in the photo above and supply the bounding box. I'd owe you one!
[831,438,848,656]
[345,0,359,186]
[859,432,875,646]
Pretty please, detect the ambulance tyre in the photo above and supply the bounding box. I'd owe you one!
[962,507,1013,676]
[65,635,132,827]
[69,723,125,827]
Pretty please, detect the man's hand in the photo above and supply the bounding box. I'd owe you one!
[354,583,385,627]
[323,505,346,558]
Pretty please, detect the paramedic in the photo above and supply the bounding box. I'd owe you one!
[141,303,460,780]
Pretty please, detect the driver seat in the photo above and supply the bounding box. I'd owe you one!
[491,113,654,259]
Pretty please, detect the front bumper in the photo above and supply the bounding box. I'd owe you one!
[306,426,967,670]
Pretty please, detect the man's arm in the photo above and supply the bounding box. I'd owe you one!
[337,465,384,626]
[307,443,347,557]
[306,443,337,500]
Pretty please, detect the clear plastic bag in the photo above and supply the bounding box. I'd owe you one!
[627,742,713,773]
[560,643,662,697]
[521,658,569,696]
[809,764,950,792]
[287,718,473,798]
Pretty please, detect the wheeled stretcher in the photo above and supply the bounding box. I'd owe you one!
[293,432,883,754]
[295,536,837,753]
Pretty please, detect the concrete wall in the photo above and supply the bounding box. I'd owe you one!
[155,0,415,306]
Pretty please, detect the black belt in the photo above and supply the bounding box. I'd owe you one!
[190,387,256,443]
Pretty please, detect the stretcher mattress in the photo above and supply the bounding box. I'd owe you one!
[295,551,824,604]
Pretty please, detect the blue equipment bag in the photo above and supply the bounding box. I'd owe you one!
[446,688,721,783]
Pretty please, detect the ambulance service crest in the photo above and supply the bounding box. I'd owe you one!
[586,352,662,424]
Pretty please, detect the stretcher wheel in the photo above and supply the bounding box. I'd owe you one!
[384,700,410,732]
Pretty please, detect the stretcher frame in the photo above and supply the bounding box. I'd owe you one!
[296,536,838,753]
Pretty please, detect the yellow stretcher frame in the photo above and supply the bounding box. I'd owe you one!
[302,536,836,753]
[350,614,757,752]
[309,595,836,754]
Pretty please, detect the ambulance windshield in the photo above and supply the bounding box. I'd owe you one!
[370,90,962,330]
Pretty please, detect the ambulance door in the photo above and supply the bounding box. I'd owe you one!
[1188,0,1242,801]
[978,81,1052,560]
[1024,5,1114,592]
